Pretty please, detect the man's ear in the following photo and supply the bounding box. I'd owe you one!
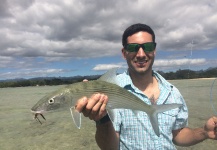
[154,49,156,56]
[121,48,126,59]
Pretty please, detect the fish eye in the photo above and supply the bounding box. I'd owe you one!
[48,98,55,104]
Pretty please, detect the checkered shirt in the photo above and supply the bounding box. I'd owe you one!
[111,70,188,150]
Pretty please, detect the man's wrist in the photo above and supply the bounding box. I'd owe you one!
[95,114,111,125]
[203,126,210,139]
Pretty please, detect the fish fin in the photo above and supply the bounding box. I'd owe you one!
[70,106,81,129]
[98,68,118,84]
[106,109,116,123]
[148,104,182,137]
[148,111,160,136]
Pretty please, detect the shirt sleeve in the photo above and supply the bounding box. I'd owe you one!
[172,88,188,130]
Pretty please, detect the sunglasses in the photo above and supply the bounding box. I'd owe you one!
[124,42,157,53]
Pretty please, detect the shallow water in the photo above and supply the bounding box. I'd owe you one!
[0,85,98,150]
[0,79,216,150]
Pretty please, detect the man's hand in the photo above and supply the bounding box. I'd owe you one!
[204,116,217,139]
[75,93,108,121]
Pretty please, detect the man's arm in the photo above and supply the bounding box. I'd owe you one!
[76,93,119,149]
[172,116,217,146]
[95,121,119,149]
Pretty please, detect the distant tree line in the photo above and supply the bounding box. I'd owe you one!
[0,75,100,88]
[0,67,216,88]
[158,67,217,80]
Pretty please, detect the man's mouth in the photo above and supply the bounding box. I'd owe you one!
[134,59,148,64]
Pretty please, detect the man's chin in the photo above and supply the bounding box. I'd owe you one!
[131,67,149,74]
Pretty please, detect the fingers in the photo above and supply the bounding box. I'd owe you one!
[75,97,88,113]
[76,93,108,120]
[85,93,102,113]
[91,94,108,113]
[83,79,88,82]
[211,116,217,138]
[91,94,108,116]
[99,95,108,115]
[212,116,217,122]
[84,93,108,119]
[212,116,217,130]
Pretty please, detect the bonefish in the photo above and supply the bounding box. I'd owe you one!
[31,68,182,136]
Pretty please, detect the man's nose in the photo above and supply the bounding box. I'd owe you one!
[136,47,147,57]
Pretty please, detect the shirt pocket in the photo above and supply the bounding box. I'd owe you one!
[120,111,145,143]
[158,108,180,134]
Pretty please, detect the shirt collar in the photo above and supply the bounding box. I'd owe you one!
[119,69,172,91]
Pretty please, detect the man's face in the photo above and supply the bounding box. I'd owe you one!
[122,31,156,76]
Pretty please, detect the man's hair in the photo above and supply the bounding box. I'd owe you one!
[122,23,155,47]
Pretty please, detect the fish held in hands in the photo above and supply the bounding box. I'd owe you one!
[31,68,182,136]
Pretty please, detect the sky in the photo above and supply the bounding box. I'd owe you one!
[0,0,217,80]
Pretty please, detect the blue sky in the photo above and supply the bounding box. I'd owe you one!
[0,0,217,80]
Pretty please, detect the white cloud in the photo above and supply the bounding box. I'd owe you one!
[0,56,14,67]
[0,68,68,79]
[93,63,126,71]
[0,0,217,79]
[154,58,206,67]
[153,58,208,71]
[2,0,216,58]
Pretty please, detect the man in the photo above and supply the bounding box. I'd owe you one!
[75,23,217,149]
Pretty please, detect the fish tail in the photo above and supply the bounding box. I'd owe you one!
[148,104,182,137]
[70,106,81,129]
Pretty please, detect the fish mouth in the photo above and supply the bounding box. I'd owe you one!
[31,110,46,124]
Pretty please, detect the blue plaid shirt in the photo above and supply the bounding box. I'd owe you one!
[112,70,188,150]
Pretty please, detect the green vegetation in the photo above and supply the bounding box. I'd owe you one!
[0,68,216,88]
[0,75,100,88]
[158,67,217,80]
